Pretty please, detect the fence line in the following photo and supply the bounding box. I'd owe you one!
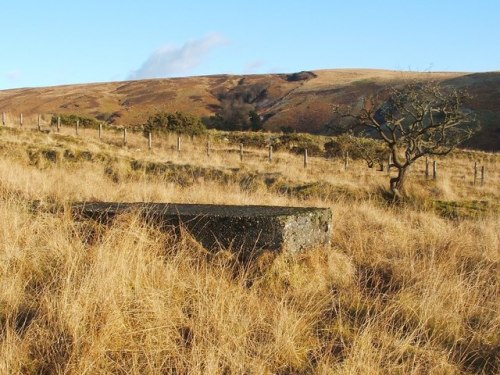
[0,111,493,186]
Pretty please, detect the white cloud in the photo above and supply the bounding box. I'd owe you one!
[129,33,227,79]
[5,69,22,81]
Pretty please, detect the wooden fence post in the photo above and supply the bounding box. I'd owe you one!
[425,157,429,179]
[432,160,437,180]
[148,131,152,150]
[123,128,127,146]
[37,114,41,131]
[206,141,210,157]
[304,149,308,168]
[177,136,181,152]
[481,166,485,186]
[473,162,477,186]
[20,113,23,127]
[344,151,349,171]
[240,143,243,162]
[98,123,102,140]
[75,120,79,136]
[57,116,61,132]
[268,145,273,162]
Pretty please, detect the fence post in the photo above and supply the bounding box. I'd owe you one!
[177,136,181,152]
[432,160,437,180]
[240,143,243,162]
[2,112,5,126]
[122,128,127,146]
[206,141,210,157]
[473,162,477,186]
[304,149,308,168]
[268,145,273,162]
[425,157,429,179]
[98,123,102,139]
[148,131,152,150]
[344,151,349,171]
[75,120,79,136]
[57,116,61,132]
[37,114,41,131]
[20,113,23,127]
[481,166,485,186]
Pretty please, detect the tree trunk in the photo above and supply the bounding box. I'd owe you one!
[389,166,408,199]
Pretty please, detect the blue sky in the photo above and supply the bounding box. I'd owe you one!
[1,0,498,89]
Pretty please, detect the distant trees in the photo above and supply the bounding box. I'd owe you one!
[203,107,263,132]
[333,81,479,198]
[144,111,206,136]
[249,110,263,131]
[203,79,266,132]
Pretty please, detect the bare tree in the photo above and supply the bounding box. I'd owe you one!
[333,81,478,198]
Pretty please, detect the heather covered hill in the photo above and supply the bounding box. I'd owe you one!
[0,69,499,150]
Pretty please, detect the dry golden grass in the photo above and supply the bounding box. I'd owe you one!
[0,126,498,374]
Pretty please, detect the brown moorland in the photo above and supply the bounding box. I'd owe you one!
[1,69,499,150]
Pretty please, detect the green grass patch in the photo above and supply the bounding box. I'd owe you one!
[433,200,496,219]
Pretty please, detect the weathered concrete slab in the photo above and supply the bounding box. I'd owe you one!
[72,202,332,255]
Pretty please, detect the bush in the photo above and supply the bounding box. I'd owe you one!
[144,111,206,136]
[202,108,261,132]
[51,114,100,128]
[325,134,388,167]
[276,133,324,156]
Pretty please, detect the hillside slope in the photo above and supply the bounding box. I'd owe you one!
[0,69,498,150]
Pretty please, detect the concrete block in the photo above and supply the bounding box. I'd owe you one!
[73,202,332,255]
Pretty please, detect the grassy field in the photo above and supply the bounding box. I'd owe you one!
[0,125,498,374]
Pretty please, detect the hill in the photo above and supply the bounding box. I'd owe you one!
[0,69,499,150]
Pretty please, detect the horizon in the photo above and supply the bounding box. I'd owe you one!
[1,0,499,90]
[3,68,498,92]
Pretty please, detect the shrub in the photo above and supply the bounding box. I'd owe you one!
[144,111,206,136]
[325,134,388,167]
[276,133,324,156]
[51,114,100,128]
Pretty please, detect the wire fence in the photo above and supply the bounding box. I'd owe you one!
[0,111,494,187]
